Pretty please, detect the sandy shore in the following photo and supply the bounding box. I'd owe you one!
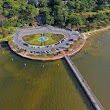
[82,26,110,39]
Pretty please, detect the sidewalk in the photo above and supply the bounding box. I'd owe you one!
[9,40,86,61]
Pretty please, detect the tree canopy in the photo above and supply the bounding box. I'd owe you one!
[0,0,110,32]
[0,0,39,27]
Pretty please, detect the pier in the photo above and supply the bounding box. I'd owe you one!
[64,55,105,110]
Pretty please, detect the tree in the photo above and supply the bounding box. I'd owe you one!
[0,27,8,38]
[3,10,9,16]
[39,0,48,7]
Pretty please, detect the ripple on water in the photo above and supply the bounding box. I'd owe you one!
[0,46,92,110]
[72,31,110,110]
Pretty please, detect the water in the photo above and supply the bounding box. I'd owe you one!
[1,31,110,110]
[72,31,110,110]
[0,43,93,110]
[38,36,48,42]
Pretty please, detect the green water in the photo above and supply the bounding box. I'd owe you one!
[1,31,110,110]
[0,44,94,110]
[72,31,110,110]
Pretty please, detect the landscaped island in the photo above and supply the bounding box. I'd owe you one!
[23,33,65,46]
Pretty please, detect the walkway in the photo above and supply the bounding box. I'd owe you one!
[65,55,105,110]
[9,39,85,61]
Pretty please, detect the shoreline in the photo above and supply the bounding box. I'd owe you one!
[7,26,110,61]
[82,26,110,39]
[8,39,86,61]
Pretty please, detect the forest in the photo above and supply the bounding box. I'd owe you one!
[0,0,110,32]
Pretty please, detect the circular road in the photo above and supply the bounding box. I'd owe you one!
[13,26,80,54]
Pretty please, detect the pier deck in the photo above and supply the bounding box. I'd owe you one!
[65,55,105,110]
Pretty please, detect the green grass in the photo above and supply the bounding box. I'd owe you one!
[23,33,64,46]
[73,9,110,17]
[51,34,65,41]
[27,53,51,58]
[44,33,57,45]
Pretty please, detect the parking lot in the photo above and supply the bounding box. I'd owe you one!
[13,26,80,54]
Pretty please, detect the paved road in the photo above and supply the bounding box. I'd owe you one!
[13,26,80,54]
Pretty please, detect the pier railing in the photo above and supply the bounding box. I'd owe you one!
[65,55,105,110]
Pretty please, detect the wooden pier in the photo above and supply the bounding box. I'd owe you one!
[64,55,105,110]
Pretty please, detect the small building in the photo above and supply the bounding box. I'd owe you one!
[31,22,38,27]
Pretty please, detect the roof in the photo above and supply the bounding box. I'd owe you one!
[32,22,38,25]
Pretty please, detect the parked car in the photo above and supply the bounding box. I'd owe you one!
[23,43,28,46]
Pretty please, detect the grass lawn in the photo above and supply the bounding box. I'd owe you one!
[73,9,110,17]
[23,33,64,46]
[27,53,51,58]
